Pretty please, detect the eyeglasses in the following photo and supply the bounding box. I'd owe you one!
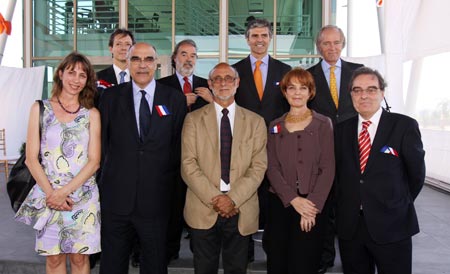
[130,56,156,65]
[210,76,236,84]
[351,87,380,95]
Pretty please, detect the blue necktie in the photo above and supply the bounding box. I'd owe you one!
[139,90,151,142]
[220,108,232,184]
[119,71,126,84]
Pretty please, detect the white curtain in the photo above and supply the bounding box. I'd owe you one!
[0,66,45,158]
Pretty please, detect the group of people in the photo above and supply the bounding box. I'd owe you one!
[13,18,425,274]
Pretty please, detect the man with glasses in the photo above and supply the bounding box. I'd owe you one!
[181,62,267,274]
[233,18,291,262]
[335,67,425,274]
[157,39,213,264]
[307,25,363,274]
[98,42,186,274]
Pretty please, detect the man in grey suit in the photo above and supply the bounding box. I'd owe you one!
[232,19,291,260]
[307,25,363,274]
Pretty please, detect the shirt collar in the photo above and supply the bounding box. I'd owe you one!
[358,107,383,128]
[132,79,156,96]
[321,58,342,72]
[175,71,193,85]
[250,54,269,66]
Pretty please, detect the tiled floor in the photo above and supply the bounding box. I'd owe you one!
[1,175,449,273]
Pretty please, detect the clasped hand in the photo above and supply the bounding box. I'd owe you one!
[211,194,239,218]
[46,188,74,211]
[291,196,319,232]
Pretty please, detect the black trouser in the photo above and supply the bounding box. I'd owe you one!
[100,210,168,274]
[339,213,412,274]
[166,176,188,260]
[190,214,249,274]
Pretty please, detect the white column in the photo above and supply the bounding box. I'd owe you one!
[0,0,17,65]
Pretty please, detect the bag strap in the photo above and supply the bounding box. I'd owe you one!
[37,100,44,140]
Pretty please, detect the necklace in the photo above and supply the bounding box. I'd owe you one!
[285,109,312,123]
[57,97,81,114]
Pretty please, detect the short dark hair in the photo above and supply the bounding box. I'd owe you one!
[171,39,198,69]
[280,67,316,101]
[108,28,135,48]
[245,18,273,39]
[349,66,387,91]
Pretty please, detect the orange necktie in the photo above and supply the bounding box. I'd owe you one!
[254,60,264,100]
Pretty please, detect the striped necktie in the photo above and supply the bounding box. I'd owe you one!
[359,120,372,173]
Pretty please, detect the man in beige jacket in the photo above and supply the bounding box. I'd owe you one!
[181,62,267,274]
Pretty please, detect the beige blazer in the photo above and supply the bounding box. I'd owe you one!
[181,103,267,236]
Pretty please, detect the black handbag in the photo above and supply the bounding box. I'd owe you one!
[7,100,44,212]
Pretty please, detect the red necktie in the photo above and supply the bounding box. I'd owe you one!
[183,76,192,94]
[359,120,372,173]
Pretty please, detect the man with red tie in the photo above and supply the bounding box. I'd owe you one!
[334,67,425,274]
[157,39,213,263]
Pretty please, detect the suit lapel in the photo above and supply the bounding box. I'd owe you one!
[365,111,392,172]
[118,82,140,141]
[263,56,277,102]
[171,74,183,93]
[314,61,336,111]
[348,117,360,169]
[231,106,245,159]
[339,60,352,107]
[243,56,261,103]
[202,104,219,153]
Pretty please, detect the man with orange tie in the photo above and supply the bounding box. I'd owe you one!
[232,18,291,261]
[307,25,363,274]
[335,67,425,274]
[157,39,212,263]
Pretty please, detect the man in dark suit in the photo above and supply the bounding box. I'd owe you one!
[157,39,212,263]
[308,25,363,124]
[232,18,291,261]
[307,25,363,273]
[181,62,267,274]
[93,28,140,269]
[98,42,186,274]
[96,28,135,87]
[335,67,425,274]
[158,39,212,111]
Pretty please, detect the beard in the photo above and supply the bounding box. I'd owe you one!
[213,89,236,101]
[176,61,194,76]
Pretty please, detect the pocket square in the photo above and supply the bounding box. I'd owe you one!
[380,145,398,157]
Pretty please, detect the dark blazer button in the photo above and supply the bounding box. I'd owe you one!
[360,179,364,184]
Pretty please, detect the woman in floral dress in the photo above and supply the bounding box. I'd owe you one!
[15,51,101,274]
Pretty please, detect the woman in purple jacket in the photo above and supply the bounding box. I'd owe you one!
[264,68,335,274]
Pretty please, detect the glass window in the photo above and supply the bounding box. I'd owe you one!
[33,0,73,57]
[77,0,120,55]
[128,0,172,55]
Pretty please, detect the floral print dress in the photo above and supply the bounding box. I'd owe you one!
[15,100,101,256]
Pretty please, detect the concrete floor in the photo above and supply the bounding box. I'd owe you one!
[1,173,449,273]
